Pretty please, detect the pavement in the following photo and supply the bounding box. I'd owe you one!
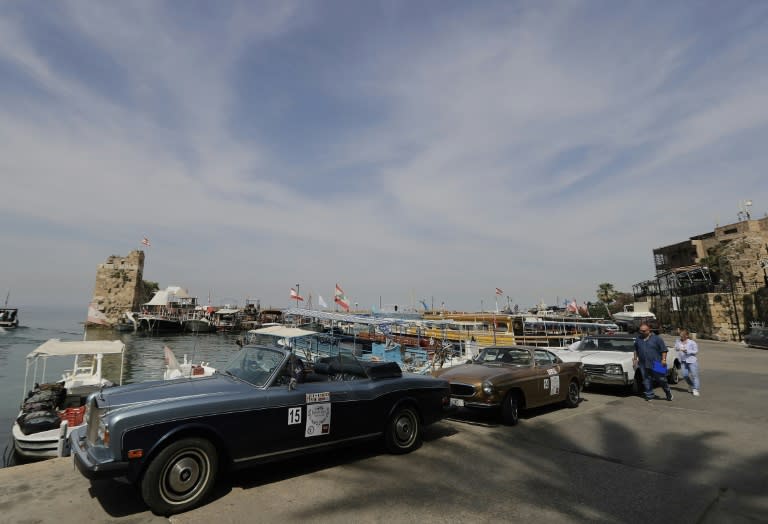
[0,336,766,523]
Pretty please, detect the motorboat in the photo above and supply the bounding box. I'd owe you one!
[0,307,18,329]
[163,345,216,379]
[12,338,125,459]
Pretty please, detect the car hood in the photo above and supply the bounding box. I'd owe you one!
[567,350,634,364]
[436,363,524,382]
[97,373,253,411]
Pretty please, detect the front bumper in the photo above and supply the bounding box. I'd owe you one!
[70,426,130,480]
[584,372,629,387]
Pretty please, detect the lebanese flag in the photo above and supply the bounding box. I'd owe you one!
[141,237,151,247]
[290,288,304,301]
[334,283,350,311]
[495,287,503,295]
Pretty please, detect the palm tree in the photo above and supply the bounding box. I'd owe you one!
[596,283,617,305]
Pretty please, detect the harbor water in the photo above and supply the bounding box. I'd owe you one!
[0,305,246,467]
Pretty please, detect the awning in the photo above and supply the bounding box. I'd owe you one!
[248,326,319,339]
[27,339,126,358]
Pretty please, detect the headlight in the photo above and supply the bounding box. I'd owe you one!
[605,364,623,375]
[97,418,110,446]
[482,380,494,395]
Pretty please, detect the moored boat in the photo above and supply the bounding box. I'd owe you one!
[12,338,125,459]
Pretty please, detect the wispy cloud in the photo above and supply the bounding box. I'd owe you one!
[2,0,768,309]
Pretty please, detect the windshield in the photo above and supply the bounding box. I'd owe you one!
[223,346,287,386]
[577,338,635,352]
[475,347,532,366]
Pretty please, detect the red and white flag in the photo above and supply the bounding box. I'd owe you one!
[495,287,503,296]
[290,288,304,301]
[334,283,350,311]
[567,299,578,313]
[141,237,151,247]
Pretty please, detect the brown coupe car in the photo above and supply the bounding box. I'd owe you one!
[434,346,585,425]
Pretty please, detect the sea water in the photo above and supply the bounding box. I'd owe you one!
[0,305,245,467]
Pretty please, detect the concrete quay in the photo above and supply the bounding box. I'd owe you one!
[1,336,766,523]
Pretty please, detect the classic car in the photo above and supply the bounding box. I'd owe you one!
[70,343,450,516]
[433,346,584,425]
[550,335,681,393]
[744,324,768,349]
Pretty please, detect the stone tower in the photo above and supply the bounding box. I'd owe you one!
[87,250,145,327]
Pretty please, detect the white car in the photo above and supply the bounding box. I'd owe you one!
[550,335,680,394]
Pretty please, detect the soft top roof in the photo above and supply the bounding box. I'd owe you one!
[27,338,126,359]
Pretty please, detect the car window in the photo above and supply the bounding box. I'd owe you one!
[476,348,531,366]
[534,350,554,366]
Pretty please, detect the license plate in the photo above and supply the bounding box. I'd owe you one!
[450,398,465,407]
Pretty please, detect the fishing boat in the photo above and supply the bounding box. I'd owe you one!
[163,345,216,379]
[12,338,125,459]
[0,292,19,329]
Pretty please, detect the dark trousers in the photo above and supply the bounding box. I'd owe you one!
[638,365,671,400]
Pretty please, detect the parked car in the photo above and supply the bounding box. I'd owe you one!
[744,324,768,349]
[433,346,585,425]
[550,334,681,393]
[71,343,450,515]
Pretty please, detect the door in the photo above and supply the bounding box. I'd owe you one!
[533,349,565,406]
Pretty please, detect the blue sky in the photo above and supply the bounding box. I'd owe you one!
[2,1,768,311]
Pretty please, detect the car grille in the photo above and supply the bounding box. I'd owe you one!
[584,364,606,375]
[450,383,476,397]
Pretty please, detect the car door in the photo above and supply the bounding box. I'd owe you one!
[265,376,350,454]
[533,349,565,406]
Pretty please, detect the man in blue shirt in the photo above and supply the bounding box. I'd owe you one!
[633,323,673,402]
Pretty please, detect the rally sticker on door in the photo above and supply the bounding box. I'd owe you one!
[549,376,560,395]
[306,392,330,403]
[305,403,331,437]
[288,406,302,425]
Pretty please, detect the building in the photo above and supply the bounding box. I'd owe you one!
[634,215,768,341]
[86,250,146,327]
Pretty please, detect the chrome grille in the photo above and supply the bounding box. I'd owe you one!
[584,364,606,374]
[449,383,476,397]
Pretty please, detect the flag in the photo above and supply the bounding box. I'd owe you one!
[334,283,350,311]
[141,237,151,247]
[495,287,503,295]
[578,302,590,316]
[318,295,328,308]
[290,288,304,301]
[566,299,578,313]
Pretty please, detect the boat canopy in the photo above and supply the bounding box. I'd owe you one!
[248,326,319,339]
[144,286,192,306]
[284,308,401,326]
[27,339,126,359]
[215,308,240,315]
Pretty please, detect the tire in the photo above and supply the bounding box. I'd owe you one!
[564,380,580,408]
[501,391,521,426]
[384,405,421,454]
[141,437,219,516]
[668,364,680,384]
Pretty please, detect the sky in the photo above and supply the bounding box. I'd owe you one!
[2,0,768,312]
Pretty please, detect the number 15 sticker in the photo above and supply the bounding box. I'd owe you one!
[288,407,302,425]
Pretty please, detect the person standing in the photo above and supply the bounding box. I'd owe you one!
[633,323,673,402]
[675,329,700,396]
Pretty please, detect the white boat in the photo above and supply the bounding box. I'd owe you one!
[12,339,125,459]
[163,345,216,379]
[0,292,19,329]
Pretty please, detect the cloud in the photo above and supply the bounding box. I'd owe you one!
[2,1,768,308]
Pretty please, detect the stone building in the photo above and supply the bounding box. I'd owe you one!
[86,250,146,327]
[634,215,768,341]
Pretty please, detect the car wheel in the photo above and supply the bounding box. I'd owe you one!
[141,437,218,516]
[668,364,680,384]
[564,380,580,408]
[501,391,521,426]
[384,405,421,454]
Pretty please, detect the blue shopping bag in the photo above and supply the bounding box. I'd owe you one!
[651,360,667,374]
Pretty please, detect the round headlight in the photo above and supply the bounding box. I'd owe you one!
[482,381,494,395]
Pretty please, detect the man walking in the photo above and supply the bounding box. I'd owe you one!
[633,323,673,402]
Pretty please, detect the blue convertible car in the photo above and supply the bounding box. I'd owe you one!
[71,342,450,515]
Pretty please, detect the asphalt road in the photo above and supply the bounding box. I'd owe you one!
[1,336,766,523]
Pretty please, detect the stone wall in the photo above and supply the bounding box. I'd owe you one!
[88,250,145,326]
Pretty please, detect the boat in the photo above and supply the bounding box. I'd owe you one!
[163,345,216,379]
[182,308,216,333]
[136,286,198,333]
[12,338,125,459]
[612,302,659,333]
[0,292,19,329]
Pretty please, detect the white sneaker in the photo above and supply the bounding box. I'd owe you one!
[692,389,700,397]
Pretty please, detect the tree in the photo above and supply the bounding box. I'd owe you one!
[596,283,617,305]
